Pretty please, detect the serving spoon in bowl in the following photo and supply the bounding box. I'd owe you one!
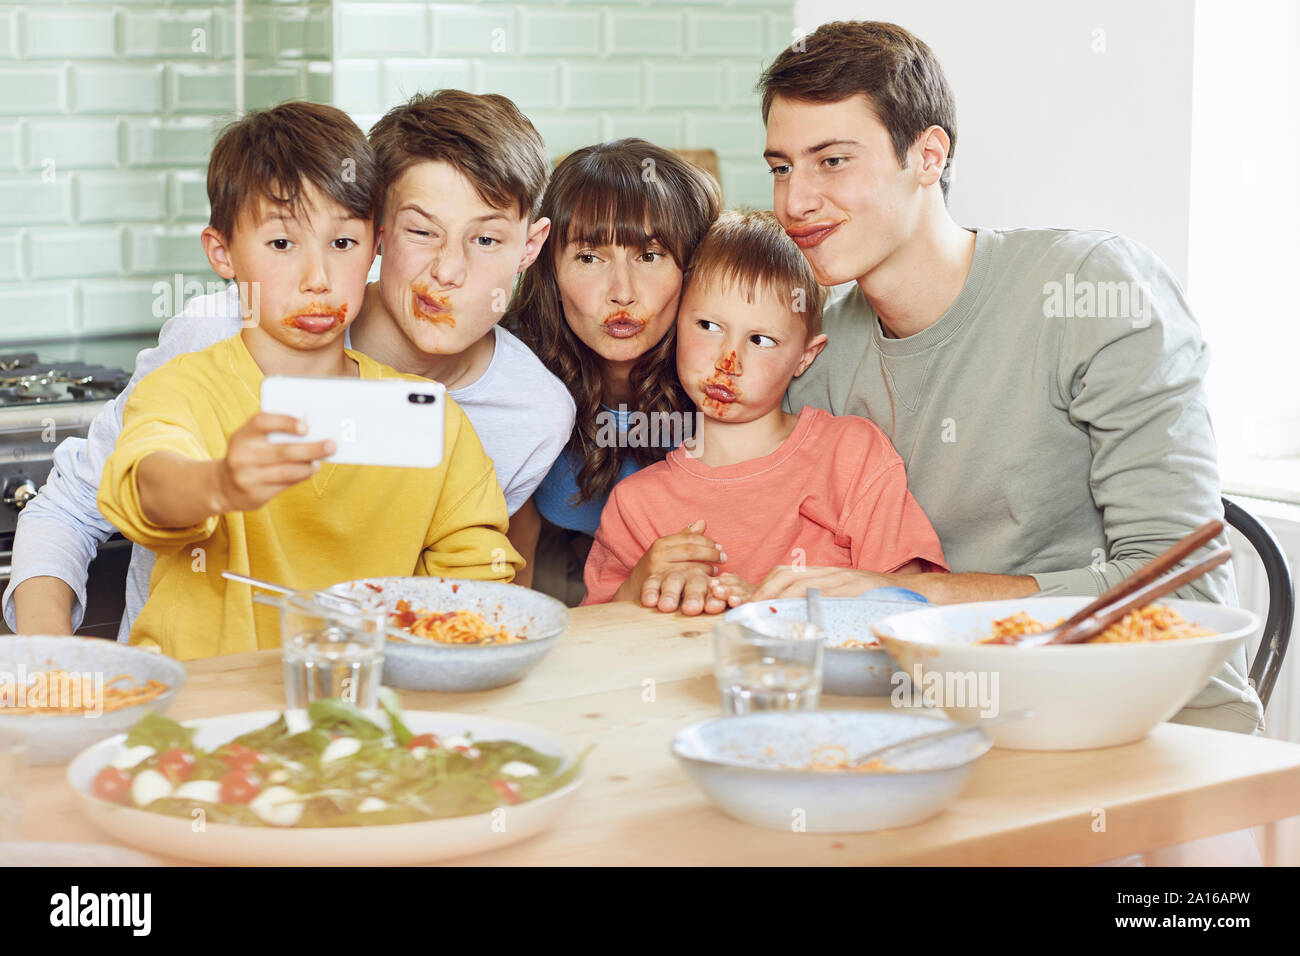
[849,709,1035,767]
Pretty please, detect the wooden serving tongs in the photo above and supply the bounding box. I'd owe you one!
[997,519,1232,647]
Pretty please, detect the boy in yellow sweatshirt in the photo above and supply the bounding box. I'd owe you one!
[98,102,522,659]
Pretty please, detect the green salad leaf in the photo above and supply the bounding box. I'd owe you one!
[306,698,385,739]
[378,687,412,746]
[124,712,194,751]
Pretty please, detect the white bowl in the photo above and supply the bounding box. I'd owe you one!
[672,710,990,833]
[67,709,587,865]
[872,597,1258,751]
[326,578,568,692]
[0,637,185,765]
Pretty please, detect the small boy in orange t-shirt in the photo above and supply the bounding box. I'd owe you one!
[582,210,947,612]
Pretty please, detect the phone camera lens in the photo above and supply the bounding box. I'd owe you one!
[408,393,436,404]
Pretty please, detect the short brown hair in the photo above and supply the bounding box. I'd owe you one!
[684,209,825,338]
[760,21,957,200]
[368,90,549,225]
[207,101,378,238]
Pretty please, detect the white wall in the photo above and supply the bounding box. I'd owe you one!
[791,0,1195,283]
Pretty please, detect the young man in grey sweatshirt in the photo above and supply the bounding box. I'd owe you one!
[756,20,1261,737]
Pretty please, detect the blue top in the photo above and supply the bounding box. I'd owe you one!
[534,405,644,536]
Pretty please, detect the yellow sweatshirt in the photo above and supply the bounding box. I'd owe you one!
[98,334,522,660]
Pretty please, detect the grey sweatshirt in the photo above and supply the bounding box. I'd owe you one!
[785,226,1263,734]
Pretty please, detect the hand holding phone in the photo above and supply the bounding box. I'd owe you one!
[215,412,335,513]
[260,376,445,469]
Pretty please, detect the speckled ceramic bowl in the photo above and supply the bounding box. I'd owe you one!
[672,710,990,832]
[326,578,568,693]
[0,636,185,765]
[726,594,927,696]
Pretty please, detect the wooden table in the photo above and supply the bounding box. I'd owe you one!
[19,603,1300,865]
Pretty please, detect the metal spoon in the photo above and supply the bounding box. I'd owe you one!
[851,708,1035,766]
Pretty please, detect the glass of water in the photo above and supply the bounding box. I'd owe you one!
[281,591,388,709]
[0,729,26,843]
[712,618,824,715]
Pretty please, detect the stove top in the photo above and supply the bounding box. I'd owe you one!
[0,352,131,407]
[0,350,133,543]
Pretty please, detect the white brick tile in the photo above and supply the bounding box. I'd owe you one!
[531,114,603,158]
[725,61,764,107]
[166,65,236,113]
[0,12,14,59]
[475,62,560,111]
[305,63,332,104]
[71,65,164,115]
[122,10,213,59]
[336,4,427,57]
[22,9,117,59]
[125,117,218,167]
[686,113,766,157]
[606,11,683,56]
[0,68,67,114]
[80,279,165,337]
[768,14,797,55]
[561,63,641,110]
[383,60,473,105]
[519,9,600,57]
[0,122,19,171]
[170,171,210,221]
[0,177,72,226]
[28,119,121,171]
[432,7,515,56]
[245,67,306,109]
[647,64,722,108]
[333,60,383,114]
[76,171,168,223]
[128,225,209,274]
[0,285,76,340]
[0,233,19,282]
[686,12,764,55]
[30,227,125,280]
[602,115,683,148]
[720,158,774,210]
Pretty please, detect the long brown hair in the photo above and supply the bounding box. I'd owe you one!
[509,139,721,504]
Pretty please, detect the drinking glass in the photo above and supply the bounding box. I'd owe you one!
[0,729,26,843]
[712,618,824,715]
[280,591,387,709]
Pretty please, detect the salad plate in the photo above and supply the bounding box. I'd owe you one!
[67,698,588,865]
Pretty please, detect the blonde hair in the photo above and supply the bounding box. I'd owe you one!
[683,209,826,338]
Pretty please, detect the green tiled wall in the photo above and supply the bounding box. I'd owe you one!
[0,0,792,348]
[334,0,793,209]
[0,0,332,346]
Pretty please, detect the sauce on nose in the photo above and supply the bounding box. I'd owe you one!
[718,350,739,374]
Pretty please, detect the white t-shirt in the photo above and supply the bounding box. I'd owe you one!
[2,285,575,641]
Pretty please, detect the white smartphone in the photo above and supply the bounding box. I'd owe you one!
[260,375,445,469]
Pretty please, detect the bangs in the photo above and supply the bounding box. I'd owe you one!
[547,140,722,268]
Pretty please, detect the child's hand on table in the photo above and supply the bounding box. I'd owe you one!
[214,413,336,513]
[645,567,753,616]
[614,519,728,612]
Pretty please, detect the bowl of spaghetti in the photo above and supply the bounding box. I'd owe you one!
[672,711,990,832]
[326,578,568,692]
[0,636,185,765]
[871,597,1259,751]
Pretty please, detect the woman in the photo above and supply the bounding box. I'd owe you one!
[508,139,722,603]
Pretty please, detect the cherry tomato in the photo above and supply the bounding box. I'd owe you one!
[92,767,132,804]
[157,749,197,783]
[407,733,441,750]
[217,744,267,772]
[219,769,261,804]
[490,779,521,805]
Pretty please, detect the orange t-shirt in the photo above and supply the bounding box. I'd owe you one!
[581,406,948,604]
